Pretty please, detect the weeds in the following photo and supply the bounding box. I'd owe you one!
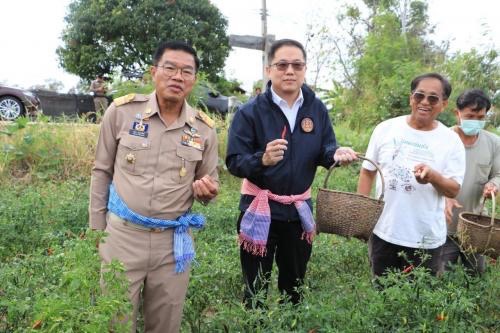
[0,120,498,332]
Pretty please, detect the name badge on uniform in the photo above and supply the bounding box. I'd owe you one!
[129,121,149,138]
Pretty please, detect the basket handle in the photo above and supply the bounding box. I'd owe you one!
[478,191,496,228]
[483,191,496,250]
[323,154,385,201]
[490,191,496,227]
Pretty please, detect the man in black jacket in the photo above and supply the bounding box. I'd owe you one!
[226,39,356,306]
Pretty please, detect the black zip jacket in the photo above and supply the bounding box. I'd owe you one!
[225,83,338,222]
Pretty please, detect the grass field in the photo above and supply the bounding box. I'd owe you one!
[0,119,498,332]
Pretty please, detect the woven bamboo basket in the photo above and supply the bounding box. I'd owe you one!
[316,156,385,241]
[457,192,500,258]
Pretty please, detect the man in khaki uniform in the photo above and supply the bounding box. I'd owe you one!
[90,74,109,113]
[89,41,219,333]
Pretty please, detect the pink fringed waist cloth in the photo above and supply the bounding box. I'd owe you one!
[239,179,316,256]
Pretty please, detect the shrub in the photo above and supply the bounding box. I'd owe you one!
[0,121,498,332]
[0,232,132,332]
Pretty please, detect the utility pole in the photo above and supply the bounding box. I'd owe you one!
[228,1,274,92]
[261,0,269,89]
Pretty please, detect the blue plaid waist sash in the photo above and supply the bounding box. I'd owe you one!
[107,183,205,273]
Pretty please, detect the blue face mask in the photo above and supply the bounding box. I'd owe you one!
[459,119,486,136]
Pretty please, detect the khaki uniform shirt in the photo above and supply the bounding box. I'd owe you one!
[89,91,219,230]
[90,79,107,97]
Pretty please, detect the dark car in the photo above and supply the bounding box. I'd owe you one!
[0,85,41,120]
[32,89,97,121]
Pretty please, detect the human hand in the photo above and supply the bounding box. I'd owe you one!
[445,198,462,225]
[193,175,219,204]
[483,182,498,198]
[413,163,435,184]
[262,139,288,166]
[333,147,358,165]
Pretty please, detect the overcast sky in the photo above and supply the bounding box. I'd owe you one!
[0,0,498,92]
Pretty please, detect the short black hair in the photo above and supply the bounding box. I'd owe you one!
[153,41,200,71]
[456,89,491,112]
[268,39,307,64]
[410,73,452,100]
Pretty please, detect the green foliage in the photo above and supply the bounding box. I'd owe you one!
[0,181,89,261]
[344,11,427,129]
[0,232,132,332]
[0,121,498,332]
[109,73,155,99]
[57,0,230,81]
[438,49,500,126]
[367,264,500,331]
[0,122,98,183]
[212,76,245,97]
[105,72,241,119]
[330,0,498,130]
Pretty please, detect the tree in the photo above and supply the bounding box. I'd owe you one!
[304,24,336,90]
[57,0,230,81]
[439,49,500,126]
[329,0,450,129]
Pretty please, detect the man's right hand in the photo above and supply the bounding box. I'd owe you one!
[445,198,462,225]
[262,139,288,166]
[483,182,498,198]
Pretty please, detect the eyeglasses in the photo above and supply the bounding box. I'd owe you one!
[412,92,441,106]
[156,62,196,80]
[270,61,306,71]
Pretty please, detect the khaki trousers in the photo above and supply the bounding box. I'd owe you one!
[99,213,190,333]
[93,97,109,113]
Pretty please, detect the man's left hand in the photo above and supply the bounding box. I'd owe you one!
[333,147,358,165]
[413,163,435,184]
[193,175,219,204]
[483,182,498,198]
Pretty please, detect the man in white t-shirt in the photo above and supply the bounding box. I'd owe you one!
[357,73,465,277]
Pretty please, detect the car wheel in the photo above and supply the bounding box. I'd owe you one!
[0,96,25,120]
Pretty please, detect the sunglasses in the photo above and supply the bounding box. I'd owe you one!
[412,92,441,106]
[271,61,306,71]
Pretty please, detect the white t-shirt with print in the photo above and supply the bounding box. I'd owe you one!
[362,116,465,249]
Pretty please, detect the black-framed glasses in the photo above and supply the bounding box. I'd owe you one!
[156,62,196,80]
[271,61,306,71]
[412,92,441,106]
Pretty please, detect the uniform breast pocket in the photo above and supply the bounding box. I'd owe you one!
[116,137,151,175]
[475,163,491,185]
[172,145,203,183]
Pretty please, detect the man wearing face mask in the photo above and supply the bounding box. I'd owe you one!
[440,89,500,274]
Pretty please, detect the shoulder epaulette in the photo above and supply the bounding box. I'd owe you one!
[113,93,136,106]
[113,93,148,106]
[196,110,215,128]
